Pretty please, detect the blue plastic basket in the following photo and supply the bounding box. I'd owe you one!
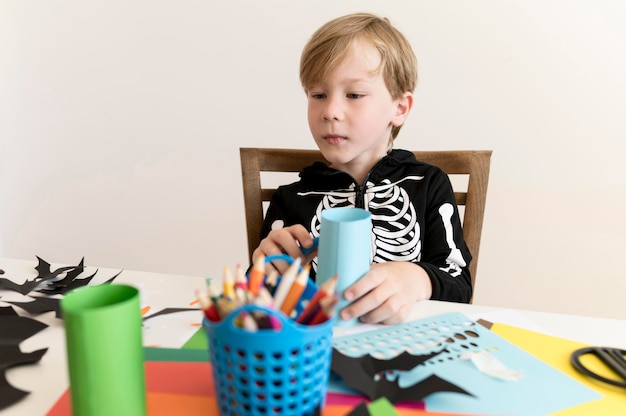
[204,278,334,416]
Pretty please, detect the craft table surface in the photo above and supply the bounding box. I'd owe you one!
[1,257,625,416]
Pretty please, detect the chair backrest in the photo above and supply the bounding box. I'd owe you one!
[240,147,492,290]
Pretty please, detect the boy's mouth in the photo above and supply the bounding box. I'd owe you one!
[324,134,346,144]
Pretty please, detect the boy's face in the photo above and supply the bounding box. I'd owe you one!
[306,40,412,182]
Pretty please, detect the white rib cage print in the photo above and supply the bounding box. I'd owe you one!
[298,176,424,266]
[295,175,465,278]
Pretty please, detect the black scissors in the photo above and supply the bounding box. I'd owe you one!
[570,346,626,388]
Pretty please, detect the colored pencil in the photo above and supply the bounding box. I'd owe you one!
[307,295,338,325]
[207,280,221,304]
[272,257,301,310]
[215,296,242,318]
[296,274,338,324]
[253,286,275,308]
[247,254,265,296]
[264,269,278,295]
[234,263,248,291]
[233,264,249,302]
[240,310,258,332]
[279,264,310,316]
[196,290,220,322]
[222,265,236,299]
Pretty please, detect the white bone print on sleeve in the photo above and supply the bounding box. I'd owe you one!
[437,203,467,277]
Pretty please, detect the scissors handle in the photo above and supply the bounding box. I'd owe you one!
[570,347,626,388]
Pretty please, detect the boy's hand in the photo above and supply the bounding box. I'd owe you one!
[339,262,432,325]
[253,225,317,275]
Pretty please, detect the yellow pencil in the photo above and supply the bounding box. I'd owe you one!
[222,265,236,299]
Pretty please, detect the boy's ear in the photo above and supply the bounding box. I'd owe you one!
[391,92,414,127]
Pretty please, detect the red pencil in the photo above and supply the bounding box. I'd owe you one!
[196,290,220,322]
[296,274,338,324]
[307,295,338,325]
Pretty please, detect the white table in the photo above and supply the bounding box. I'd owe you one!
[1,257,625,416]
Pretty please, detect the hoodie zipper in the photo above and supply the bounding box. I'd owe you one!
[355,163,379,208]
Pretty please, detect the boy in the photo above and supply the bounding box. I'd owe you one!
[253,12,472,324]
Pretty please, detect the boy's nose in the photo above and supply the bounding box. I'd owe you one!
[322,98,343,121]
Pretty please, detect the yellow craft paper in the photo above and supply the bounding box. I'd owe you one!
[491,323,625,415]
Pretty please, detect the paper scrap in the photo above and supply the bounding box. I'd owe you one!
[461,350,523,381]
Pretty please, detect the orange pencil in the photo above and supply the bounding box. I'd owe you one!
[248,254,265,296]
[296,274,338,324]
[279,264,310,316]
[307,295,338,325]
[272,257,301,310]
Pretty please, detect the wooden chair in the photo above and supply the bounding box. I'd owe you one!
[240,147,492,290]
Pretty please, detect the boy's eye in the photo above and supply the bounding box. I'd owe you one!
[347,93,364,99]
[310,92,326,99]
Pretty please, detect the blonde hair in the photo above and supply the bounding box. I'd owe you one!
[300,12,418,142]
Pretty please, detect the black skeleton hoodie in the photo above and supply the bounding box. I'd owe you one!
[260,149,472,302]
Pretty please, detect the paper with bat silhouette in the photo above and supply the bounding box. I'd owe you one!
[330,348,471,404]
[330,312,601,415]
[0,307,49,410]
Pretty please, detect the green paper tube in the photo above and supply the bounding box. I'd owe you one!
[61,284,146,416]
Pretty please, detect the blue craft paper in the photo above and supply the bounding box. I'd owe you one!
[316,208,372,326]
[329,312,601,416]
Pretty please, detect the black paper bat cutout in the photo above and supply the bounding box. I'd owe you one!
[0,269,66,295]
[2,296,62,318]
[0,257,122,298]
[38,269,98,295]
[0,308,49,410]
[0,257,84,295]
[35,256,84,280]
[330,348,473,404]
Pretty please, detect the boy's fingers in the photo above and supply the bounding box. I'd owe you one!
[343,271,381,302]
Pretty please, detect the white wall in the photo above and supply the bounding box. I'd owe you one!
[2,0,625,320]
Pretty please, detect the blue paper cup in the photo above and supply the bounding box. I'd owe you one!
[316,207,372,326]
